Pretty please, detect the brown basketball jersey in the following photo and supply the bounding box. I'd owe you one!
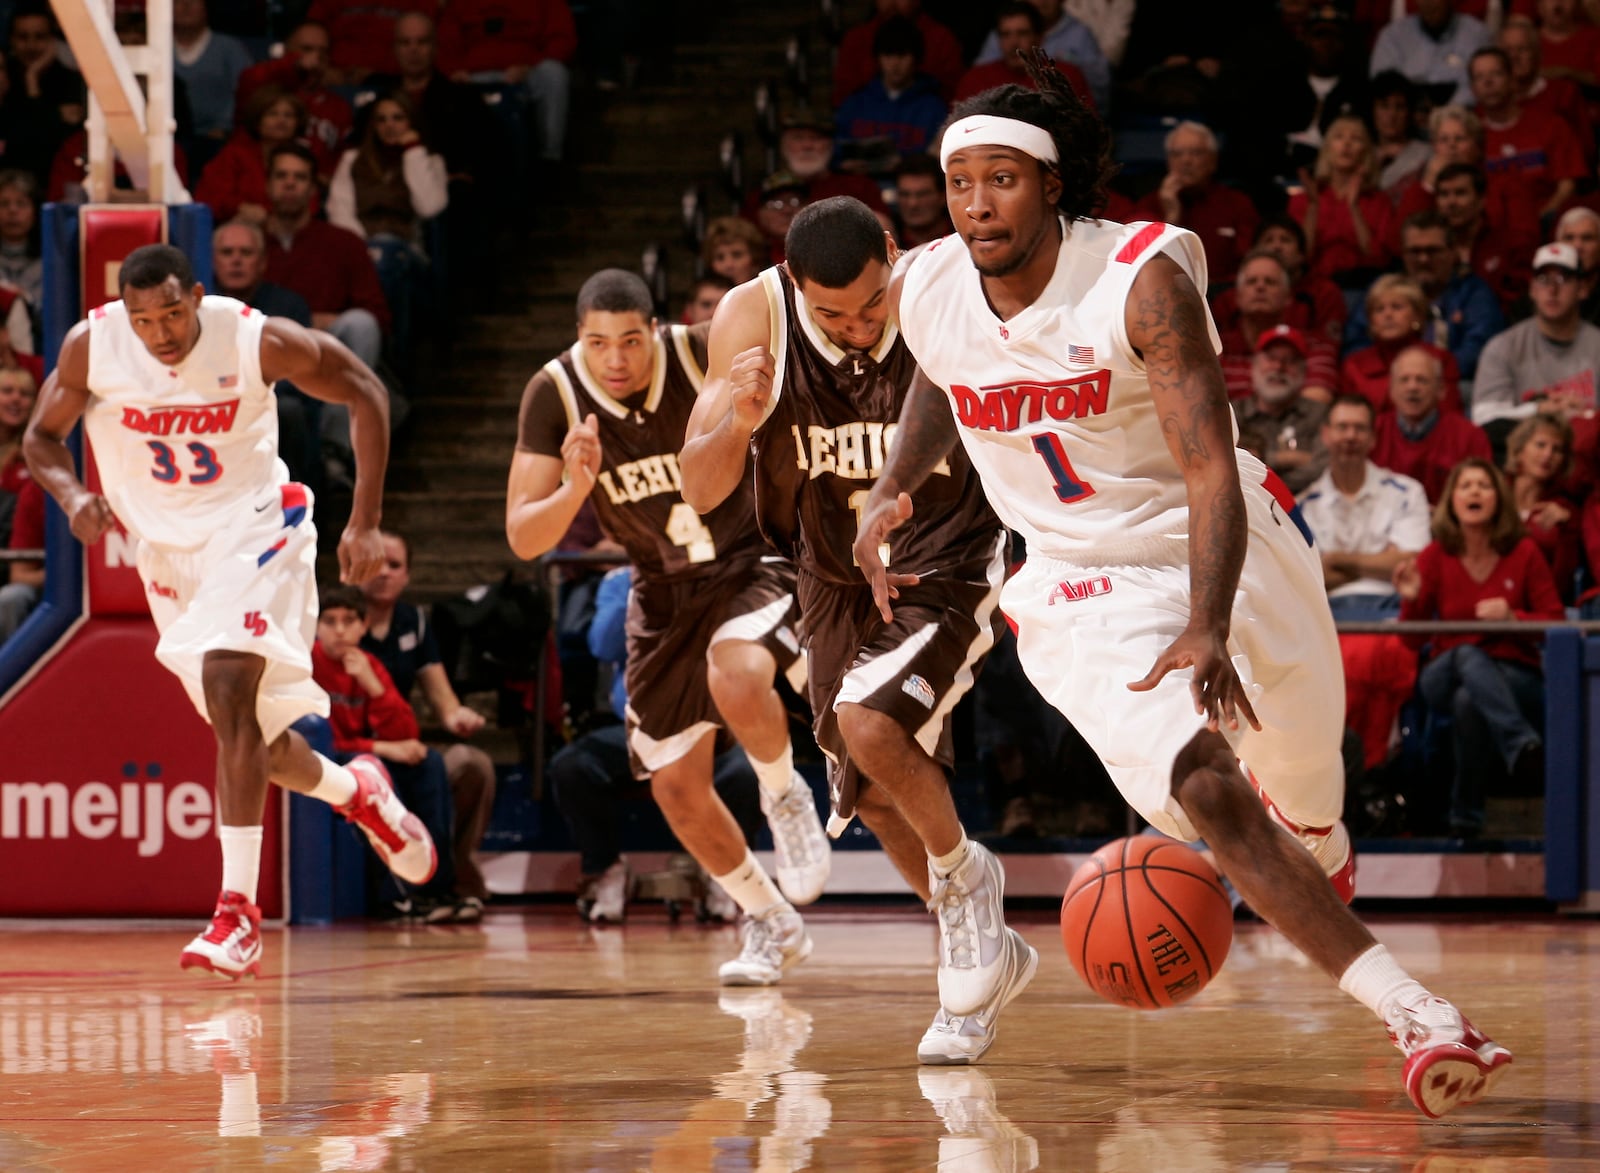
[516,322,765,580]
[749,266,1002,585]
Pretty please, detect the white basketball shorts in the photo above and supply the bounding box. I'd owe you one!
[1003,471,1346,842]
[136,482,329,743]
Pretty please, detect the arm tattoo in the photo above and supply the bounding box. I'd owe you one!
[1133,265,1246,633]
[880,370,959,496]
[1133,275,1225,471]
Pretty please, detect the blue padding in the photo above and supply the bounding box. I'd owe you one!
[287,716,370,925]
[1543,629,1582,902]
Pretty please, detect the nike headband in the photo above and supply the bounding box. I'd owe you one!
[939,116,1060,170]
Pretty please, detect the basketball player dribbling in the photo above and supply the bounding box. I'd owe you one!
[23,244,435,979]
[856,65,1514,1117]
[506,269,829,985]
[681,199,1036,1065]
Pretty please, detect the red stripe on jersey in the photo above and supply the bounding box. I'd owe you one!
[1262,467,1297,515]
[281,482,308,513]
[1113,222,1166,264]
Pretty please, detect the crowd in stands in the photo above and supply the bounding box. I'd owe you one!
[9,0,1600,924]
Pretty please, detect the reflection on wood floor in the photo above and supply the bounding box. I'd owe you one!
[0,908,1594,1171]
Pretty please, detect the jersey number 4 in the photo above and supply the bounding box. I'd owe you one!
[666,502,716,563]
[148,440,223,485]
[1031,434,1094,503]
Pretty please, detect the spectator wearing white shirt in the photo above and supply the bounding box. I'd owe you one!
[1299,394,1433,618]
[1369,0,1489,107]
[1472,241,1600,449]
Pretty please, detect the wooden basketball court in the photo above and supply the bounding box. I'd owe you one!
[0,907,1593,1170]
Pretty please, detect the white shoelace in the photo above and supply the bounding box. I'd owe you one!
[928,876,977,968]
[769,786,824,866]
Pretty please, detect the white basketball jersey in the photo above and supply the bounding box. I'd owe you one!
[899,218,1229,559]
[84,295,285,552]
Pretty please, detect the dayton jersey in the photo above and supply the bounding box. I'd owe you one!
[516,322,767,580]
[83,295,286,553]
[750,266,1000,586]
[898,219,1227,560]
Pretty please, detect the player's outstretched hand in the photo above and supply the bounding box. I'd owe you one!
[1127,627,1261,734]
[853,490,920,622]
[729,347,775,430]
[68,493,117,546]
[561,412,602,494]
[338,523,385,584]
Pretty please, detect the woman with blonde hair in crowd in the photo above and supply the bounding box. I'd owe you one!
[1290,113,1394,290]
[0,364,41,644]
[1342,274,1463,414]
[1395,457,1565,837]
[1503,413,1582,602]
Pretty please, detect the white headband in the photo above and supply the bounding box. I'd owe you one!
[939,116,1059,170]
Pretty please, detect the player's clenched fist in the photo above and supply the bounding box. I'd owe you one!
[729,347,775,429]
[67,492,116,546]
[562,412,602,493]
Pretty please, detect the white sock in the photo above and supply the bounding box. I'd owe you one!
[1338,944,1431,1018]
[712,850,787,917]
[219,825,263,904]
[307,755,358,806]
[750,742,796,799]
[929,832,971,878]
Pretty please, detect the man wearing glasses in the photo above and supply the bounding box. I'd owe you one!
[1473,241,1600,450]
[1389,210,1504,381]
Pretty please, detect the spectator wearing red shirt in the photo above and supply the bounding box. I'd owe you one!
[1470,46,1586,222]
[235,23,352,175]
[741,110,888,262]
[1373,346,1494,500]
[311,584,459,915]
[195,86,316,225]
[891,154,951,248]
[1395,457,1564,835]
[1212,216,1347,347]
[306,0,438,83]
[439,0,575,164]
[952,3,1094,107]
[1342,275,1464,415]
[1289,114,1394,287]
[1536,0,1600,85]
[1219,252,1340,401]
[1504,412,1582,601]
[1500,16,1593,169]
[0,363,39,643]
[832,0,965,105]
[1393,104,1540,252]
[1133,121,1256,287]
[1435,162,1536,311]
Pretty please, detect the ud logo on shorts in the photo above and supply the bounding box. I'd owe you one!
[901,674,935,709]
[243,611,268,638]
[1048,575,1112,605]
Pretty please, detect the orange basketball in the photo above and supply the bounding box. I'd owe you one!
[1060,836,1233,1010]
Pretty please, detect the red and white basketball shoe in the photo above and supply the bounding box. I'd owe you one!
[1386,995,1513,1118]
[1246,767,1357,903]
[342,754,437,885]
[180,890,263,980]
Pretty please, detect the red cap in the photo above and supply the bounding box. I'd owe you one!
[1255,323,1308,357]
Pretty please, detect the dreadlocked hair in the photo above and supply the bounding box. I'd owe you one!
[942,48,1116,222]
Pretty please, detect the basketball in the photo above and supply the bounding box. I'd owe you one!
[1060,836,1233,1010]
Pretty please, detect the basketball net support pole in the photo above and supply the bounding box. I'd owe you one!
[49,0,189,205]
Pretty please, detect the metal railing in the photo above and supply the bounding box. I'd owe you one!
[0,549,43,561]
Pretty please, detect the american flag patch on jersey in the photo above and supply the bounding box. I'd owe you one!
[217,374,237,388]
[1067,344,1095,365]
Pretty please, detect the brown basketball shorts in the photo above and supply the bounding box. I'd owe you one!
[624,556,801,777]
[797,540,1006,832]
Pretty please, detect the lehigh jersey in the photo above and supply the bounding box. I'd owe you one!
[83,295,284,553]
[898,219,1227,561]
[516,322,766,580]
[750,266,1000,585]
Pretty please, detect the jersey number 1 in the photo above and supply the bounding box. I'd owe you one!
[148,440,223,485]
[1031,434,1093,503]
